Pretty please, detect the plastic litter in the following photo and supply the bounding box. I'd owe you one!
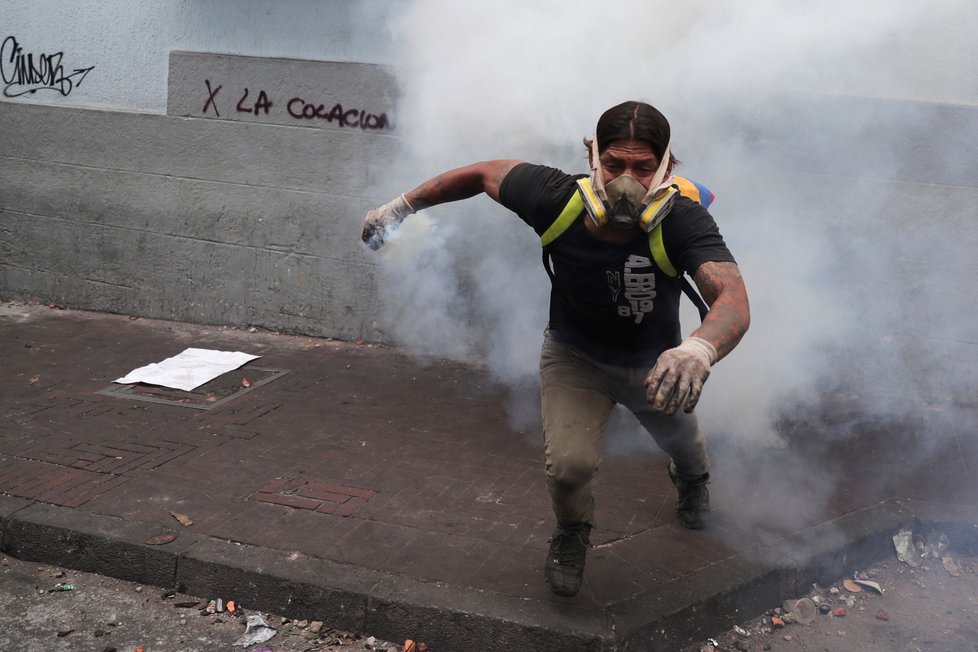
[893,528,922,567]
[854,579,884,594]
[233,613,277,647]
[783,598,817,624]
[49,583,73,592]
[733,625,750,637]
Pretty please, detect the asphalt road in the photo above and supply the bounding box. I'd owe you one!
[0,552,408,652]
[686,549,978,652]
[4,546,977,652]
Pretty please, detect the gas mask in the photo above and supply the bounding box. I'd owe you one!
[577,137,678,232]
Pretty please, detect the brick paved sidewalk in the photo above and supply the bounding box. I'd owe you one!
[1,303,976,650]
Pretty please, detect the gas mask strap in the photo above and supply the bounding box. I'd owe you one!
[640,141,673,204]
[588,137,610,201]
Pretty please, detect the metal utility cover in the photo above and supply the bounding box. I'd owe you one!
[97,367,290,410]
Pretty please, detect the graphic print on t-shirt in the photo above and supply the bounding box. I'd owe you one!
[606,271,622,301]
[614,254,657,324]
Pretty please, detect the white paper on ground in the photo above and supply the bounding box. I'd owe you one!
[114,347,261,392]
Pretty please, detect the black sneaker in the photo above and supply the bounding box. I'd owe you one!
[668,462,711,530]
[544,522,591,597]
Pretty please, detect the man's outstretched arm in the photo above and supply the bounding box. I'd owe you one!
[645,261,750,415]
[689,261,750,361]
[361,160,522,249]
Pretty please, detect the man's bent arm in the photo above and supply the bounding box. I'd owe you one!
[405,160,522,210]
[690,261,750,361]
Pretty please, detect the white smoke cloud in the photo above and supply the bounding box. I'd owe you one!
[368,0,978,539]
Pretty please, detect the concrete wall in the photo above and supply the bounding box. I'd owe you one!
[0,105,395,341]
[1,1,403,340]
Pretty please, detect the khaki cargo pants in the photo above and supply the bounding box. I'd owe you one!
[540,330,710,527]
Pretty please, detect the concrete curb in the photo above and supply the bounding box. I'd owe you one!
[2,494,976,651]
[0,495,609,651]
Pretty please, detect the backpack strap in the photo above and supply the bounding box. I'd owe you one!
[540,189,585,247]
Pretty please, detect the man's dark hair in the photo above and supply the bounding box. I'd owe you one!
[586,100,678,167]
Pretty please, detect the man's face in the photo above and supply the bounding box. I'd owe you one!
[596,139,660,190]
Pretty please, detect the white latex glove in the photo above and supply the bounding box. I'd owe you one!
[645,337,718,416]
[361,194,415,250]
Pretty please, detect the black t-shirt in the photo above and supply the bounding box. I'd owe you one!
[499,162,735,366]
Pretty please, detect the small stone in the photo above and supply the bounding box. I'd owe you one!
[248,327,257,333]
[135,587,142,593]
[831,607,847,617]
[829,586,840,595]
[876,610,890,621]
[297,619,309,628]
[309,621,323,634]
[783,634,792,641]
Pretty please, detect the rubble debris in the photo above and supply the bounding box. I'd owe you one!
[918,531,949,559]
[168,510,193,527]
[943,554,963,577]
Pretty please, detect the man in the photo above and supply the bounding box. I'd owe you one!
[361,101,750,598]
